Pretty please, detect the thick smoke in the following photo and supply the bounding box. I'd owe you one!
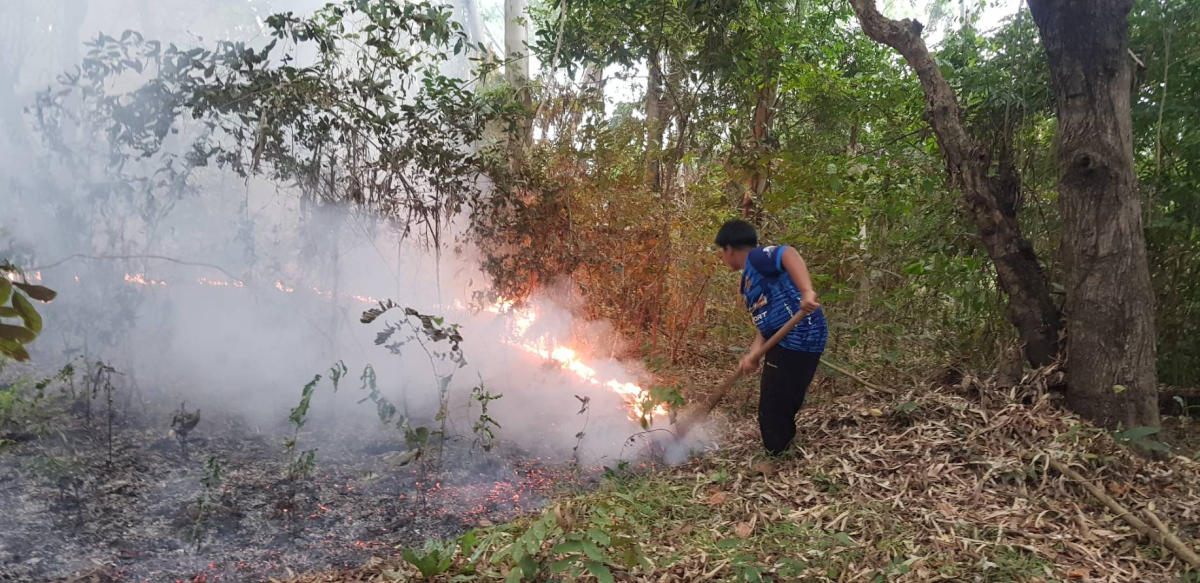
[0,0,710,468]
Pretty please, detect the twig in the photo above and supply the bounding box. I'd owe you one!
[1047,456,1200,570]
[32,253,243,283]
[819,359,896,395]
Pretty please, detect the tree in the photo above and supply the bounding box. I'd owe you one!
[1026,0,1160,430]
[848,0,1063,369]
[505,0,533,167]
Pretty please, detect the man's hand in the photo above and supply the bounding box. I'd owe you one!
[738,353,761,375]
[800,290,820,317]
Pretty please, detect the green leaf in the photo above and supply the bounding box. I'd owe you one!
[587,528,611,545]
[552,541,583,554]
[833,532,856,546]
[505,567,524,583]
[1112,384,1127,395]
[518,555,538,578]
[584,560,614,583]
[0,307,19,318]
[0,279,10,305]
[581,539,607,562]
[716,538,741,549]
[1114,426,1160,440]
[12,293,42,333]
[549,559,574,574]
[825,163,837,174]
[0,339,30,361]
[0,324,36,344]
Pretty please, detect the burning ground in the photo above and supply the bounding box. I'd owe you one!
[0,387,603,583]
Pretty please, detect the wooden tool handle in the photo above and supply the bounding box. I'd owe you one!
[676,307,815,438]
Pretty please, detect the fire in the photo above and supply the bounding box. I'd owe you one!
[88,270,663,421]
[125,273,168,286]
[489,299,668,421]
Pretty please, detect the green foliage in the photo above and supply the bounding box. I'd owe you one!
[191,454,225,551]
[1112,425,1172,454]
[401,539,456,580]
[0,262,57,363]
[470,383,503,452]
[284,374,321,480]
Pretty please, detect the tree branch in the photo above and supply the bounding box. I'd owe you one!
[32,254,243,283]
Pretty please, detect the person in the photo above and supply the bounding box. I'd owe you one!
[715,219,827,469]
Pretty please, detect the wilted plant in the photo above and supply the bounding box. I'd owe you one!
[190,454,224,551]
[284,374,321,481]
[171,402,201,461]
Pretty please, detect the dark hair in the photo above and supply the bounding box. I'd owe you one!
[714,219,758,249]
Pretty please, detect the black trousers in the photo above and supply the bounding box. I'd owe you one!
[759,346,822,455]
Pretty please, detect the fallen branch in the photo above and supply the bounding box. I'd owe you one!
[819,359,896,395]
[1047,457,1200,570]
[31,253,243,283]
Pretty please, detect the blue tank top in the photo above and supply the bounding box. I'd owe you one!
[741,245,827,353]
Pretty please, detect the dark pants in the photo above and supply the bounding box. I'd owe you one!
[759,346,822,455]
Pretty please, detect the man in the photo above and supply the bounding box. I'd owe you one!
[715,219,827,466]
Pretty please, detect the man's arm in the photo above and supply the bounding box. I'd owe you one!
[780,246,820,315]
[740,328,766,374]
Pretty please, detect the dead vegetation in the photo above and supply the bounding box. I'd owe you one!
[279,365,1200,582]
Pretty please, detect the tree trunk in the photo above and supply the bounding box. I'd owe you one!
[645,46,665,193]
[504,0,532,167]
[745,73,777,221]
[849,0,1063,369]
[1027,0,1159,430]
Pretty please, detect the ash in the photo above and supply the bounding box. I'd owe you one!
[0,399,594,583]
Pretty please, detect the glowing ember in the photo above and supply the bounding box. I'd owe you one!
[125,273,168,286]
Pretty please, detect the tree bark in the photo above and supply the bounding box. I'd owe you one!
[1027,0,1160,430]
[645,46,665,194]
[849,0,1063,369]
[745,73,777,221]
[504,0,532,167]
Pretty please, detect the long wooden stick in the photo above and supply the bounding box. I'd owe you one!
[673,308,813,439]
[1048,457,1200,570]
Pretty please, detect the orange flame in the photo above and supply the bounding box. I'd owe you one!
[488,299,668,421]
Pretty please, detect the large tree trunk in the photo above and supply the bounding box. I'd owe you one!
[504,0,532,167]
[1027,0,1159,430]
[849,0,1063,369]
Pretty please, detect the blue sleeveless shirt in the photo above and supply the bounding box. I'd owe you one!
[741,245,827,353]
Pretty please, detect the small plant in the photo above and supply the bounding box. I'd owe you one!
[171,402,201,461]
[401,539,456,580]
[191,454,224,551]
[86,361,120,466]
[1112,425,1171,454]
[572,395,590,466]
[362,301,466,464]
[284,374,321,480]
[471,382,503,452]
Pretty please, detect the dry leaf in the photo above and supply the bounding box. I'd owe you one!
[734,522,753,538]
[868,408,883,417]
[1067,568,1089,580]
[707,490,728,506]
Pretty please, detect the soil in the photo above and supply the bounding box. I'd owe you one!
[0,394,595,583]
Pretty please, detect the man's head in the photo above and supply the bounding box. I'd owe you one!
[715,219,757,271]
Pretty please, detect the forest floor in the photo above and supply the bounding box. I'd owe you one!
[0,372,599,583]
[278,361,1200,583]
